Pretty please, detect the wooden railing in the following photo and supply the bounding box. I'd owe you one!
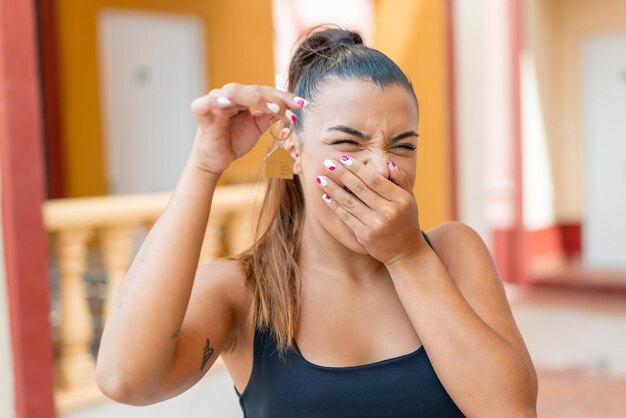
[42,183,265,413]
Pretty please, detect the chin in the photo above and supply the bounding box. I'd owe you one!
[344,232,370,255]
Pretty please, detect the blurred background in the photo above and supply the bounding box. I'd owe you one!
[1,0,625,417]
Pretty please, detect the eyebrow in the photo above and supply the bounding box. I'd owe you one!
[326,125,419,143]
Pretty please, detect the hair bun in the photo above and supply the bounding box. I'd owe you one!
[328,29,364,50]
[288,26,364,91]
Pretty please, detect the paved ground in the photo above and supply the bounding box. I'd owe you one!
[536,368,626,418]
[64,283,626,418]
[507,284,626,418]
[63,367,242,418]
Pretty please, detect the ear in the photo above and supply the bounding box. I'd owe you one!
[279,128,303,175]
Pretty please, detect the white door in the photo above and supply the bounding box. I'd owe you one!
[581,34,626,270]
[98,9,206,194]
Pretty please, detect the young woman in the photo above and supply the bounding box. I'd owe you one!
[96,27,538,417]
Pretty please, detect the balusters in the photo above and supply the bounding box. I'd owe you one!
[42,184,263,412]
[54,229,95,391]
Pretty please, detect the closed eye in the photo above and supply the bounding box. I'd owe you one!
[329,139,416,150]
[329,139,361,146]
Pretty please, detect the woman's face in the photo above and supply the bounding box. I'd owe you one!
[292,78,419,254]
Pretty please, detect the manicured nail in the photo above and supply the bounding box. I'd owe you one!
[323,159,336,171]
[285,109,298,123]
[340,156,353,167]
[315,176,328,187]
[293,97,308,107]
[266,100,280,114]
[388,161,399,170]
[322,193,332,203]
[216,96,233,106]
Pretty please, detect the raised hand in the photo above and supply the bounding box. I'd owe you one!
[188,83,307,175]
[315,156,430,265]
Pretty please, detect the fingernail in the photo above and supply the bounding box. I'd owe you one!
[340,156,353,167]
[285,109,298,123]
[323,159,336,171]
[293,97,308,107]
[216,96,233,106]
[315,176,328,186]
[322,193,332,203]
[388,161,399,170]
[266,100,280,114]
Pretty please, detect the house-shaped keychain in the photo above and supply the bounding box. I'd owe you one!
[263,144,294,179]
[264,73,295,179]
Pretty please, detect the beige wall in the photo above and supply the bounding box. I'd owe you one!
[528,0,626,224]
[453,0,489,240]
[522,0,558,229]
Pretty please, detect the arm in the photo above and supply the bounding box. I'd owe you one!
[96,160,231,405]
[386,222,538,417]
[314,156,537,417]
[96,83,304,405]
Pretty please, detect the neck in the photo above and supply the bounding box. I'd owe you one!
[297,215,386,284]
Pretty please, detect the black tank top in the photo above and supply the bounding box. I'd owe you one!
[234,232,465,417]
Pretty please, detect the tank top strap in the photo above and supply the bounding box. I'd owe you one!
[422,230,435,252]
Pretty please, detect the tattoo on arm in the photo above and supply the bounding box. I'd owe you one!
[113,255,144,310]
[113,231,155,310]
[200,338,214,372]
[170,328,181,340]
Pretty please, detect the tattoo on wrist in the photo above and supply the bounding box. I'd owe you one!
[200,338,214,372]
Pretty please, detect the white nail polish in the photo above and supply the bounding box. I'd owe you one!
[322,193,332,203]
[316,176,328,187]
[323,159,337,171]
[266,101,280,114]
[340,156,353,167]
[293,97,309,107]
[285,109,297,123]
[216,96,233,106]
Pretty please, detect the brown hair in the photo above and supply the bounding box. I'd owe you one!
[232,25,416,358]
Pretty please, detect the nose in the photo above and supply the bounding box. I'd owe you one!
[363,149,390,179]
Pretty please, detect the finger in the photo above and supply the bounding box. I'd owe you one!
[320,158,385,209]
[217,83,304,124]
[190,91,247,126]
[252,112,282,134]
[387,160,413,194]
[315,174,373,224]
[323,156,398,202]
[257,88,299,127]
[262,86,309,110]
[319,192,367,236]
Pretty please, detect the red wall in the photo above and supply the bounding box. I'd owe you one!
[0,0,56,416]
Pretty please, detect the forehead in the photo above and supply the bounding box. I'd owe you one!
[302,78,419,132]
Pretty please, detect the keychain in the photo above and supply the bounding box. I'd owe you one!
[263,74,295,179]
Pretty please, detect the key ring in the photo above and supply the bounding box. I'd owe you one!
[264,74,295,179]
[268,74,293,142]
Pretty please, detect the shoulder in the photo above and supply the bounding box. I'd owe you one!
[423,221,488,262]
[196,257,250,313]
[194,258,251,350]
[422,221,495,285]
